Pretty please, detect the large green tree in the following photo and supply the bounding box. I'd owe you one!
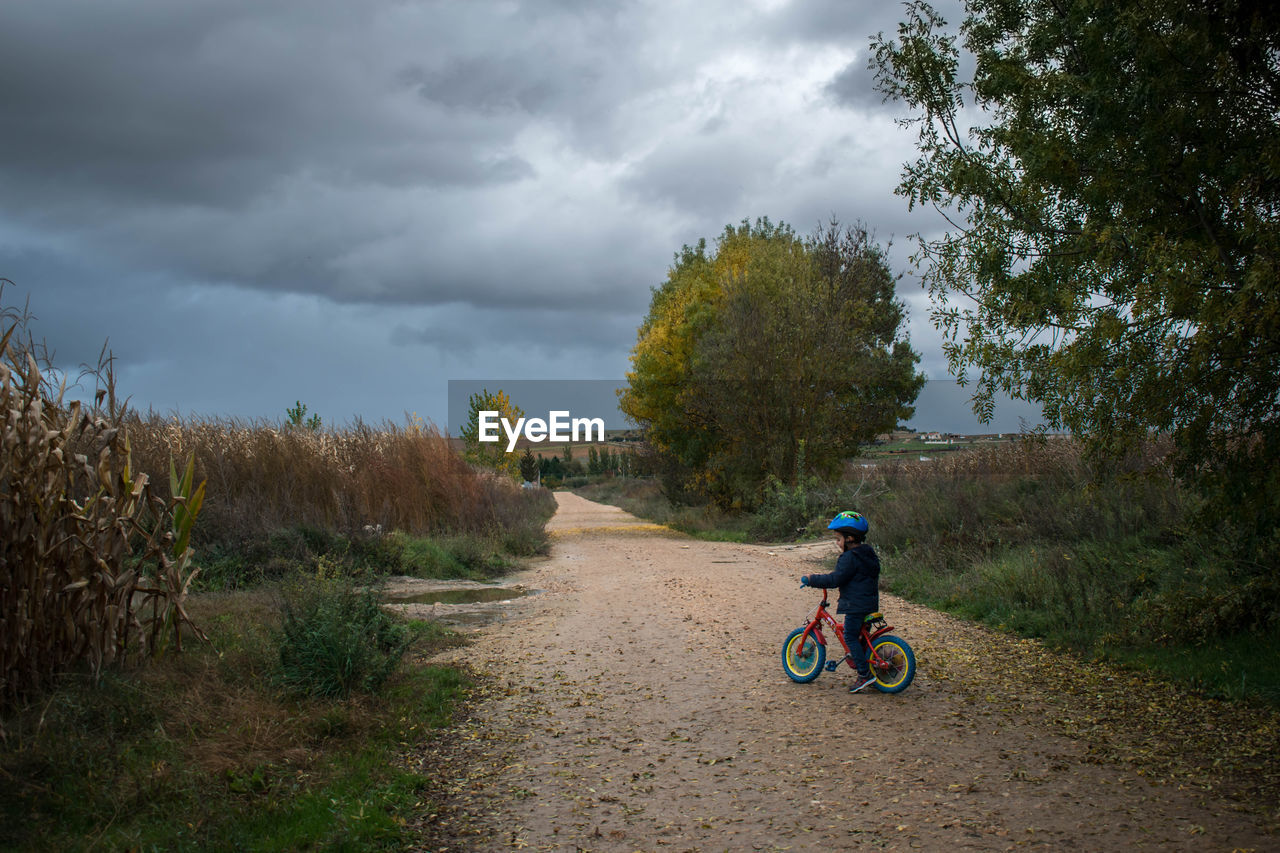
[621,219,923,508]
[873,1,1280,536]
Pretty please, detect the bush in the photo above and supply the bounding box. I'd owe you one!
[275,577,409,699]
[749,476,820,541]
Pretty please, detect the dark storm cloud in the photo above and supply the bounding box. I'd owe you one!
[825,57,888,110]
[14,0,649,185]
[0,1,570,206]
[0,3,479,208]
[621,140,775,218]
[762,0,924,44]
[817,0,972,114]
[389,306,639,358]
[0,0,670,309]
[0,0,939,308]
[1,0,962,421]
[760,0,968,45]
[0,243,179,371]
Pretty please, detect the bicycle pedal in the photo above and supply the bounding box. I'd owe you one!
[824,661,840,672]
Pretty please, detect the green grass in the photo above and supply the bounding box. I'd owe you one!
[193,526,546,591]
[393,533,501,580]
[201,663,468,853]
[1100,625,1280,704]
[276,577,412,699]
[887,539,1147,647]
[0,595,470,852]
[868,441,1280,706]
[883,535,1280,704]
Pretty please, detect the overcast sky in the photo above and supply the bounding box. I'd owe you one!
[0,0,1030,432]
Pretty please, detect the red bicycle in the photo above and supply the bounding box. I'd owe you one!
[782,588,916,693]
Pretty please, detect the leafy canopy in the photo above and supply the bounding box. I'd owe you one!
[873,0,1280,536]
[621,218,923,508]
[460,388,524,480]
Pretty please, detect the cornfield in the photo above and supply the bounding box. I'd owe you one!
[1,291,204,711]
[1,284,550,712]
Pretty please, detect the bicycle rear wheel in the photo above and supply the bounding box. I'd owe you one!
[870,634,915,693]
[782,627,825,683]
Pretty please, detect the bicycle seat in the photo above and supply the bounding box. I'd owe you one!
[863,612,884,622]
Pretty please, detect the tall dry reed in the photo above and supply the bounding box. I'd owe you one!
[123,414,538,548]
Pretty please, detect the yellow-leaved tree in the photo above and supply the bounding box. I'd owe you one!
[621,218,924,508]
[460,388,524,480]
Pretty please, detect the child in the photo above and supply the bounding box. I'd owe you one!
[801,511,880,693]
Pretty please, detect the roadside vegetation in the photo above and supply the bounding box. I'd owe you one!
[1,591,468,851]
[870,439,1280,705]
[0,289,555,849]
[573,437,1280,706]
[126,410,554,584]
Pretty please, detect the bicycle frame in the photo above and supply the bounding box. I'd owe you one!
[798,588,895,671]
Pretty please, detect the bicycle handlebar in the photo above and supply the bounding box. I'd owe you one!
[800,580,831,605]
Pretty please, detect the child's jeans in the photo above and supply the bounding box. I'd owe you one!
[844,612,872,678]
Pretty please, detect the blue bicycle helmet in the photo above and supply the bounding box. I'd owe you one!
[827,510,869,535]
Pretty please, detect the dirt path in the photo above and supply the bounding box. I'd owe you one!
[410,493,1278,851]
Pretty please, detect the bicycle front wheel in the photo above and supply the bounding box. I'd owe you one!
[871,634,916,693]
[782,627,826,683]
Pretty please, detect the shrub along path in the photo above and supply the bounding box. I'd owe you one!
[407,493,1279,851]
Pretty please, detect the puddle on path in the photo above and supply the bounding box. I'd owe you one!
[385,586,529,606]
[381,579,538,629]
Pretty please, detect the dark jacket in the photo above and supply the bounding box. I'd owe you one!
[806,543,880,615]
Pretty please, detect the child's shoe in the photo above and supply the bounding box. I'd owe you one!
[849,674,877,693]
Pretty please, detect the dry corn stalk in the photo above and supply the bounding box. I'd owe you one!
[0,286,205,710]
